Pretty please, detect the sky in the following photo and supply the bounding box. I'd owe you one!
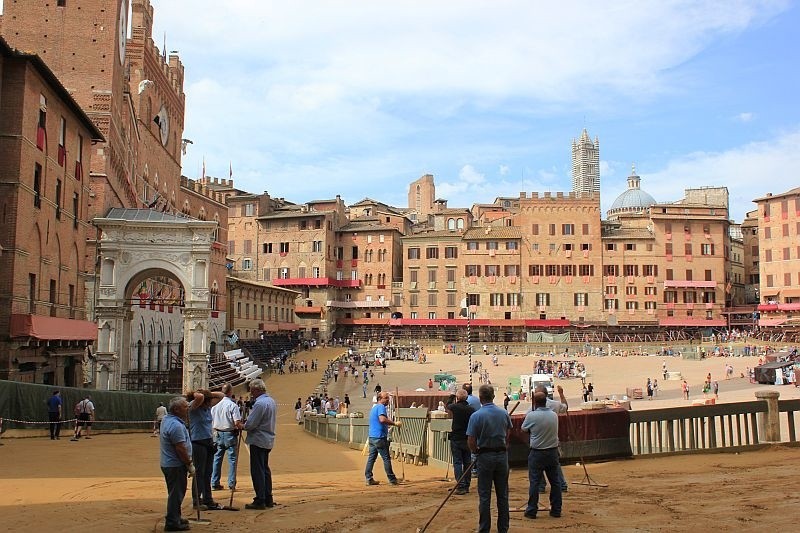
[147,0,800,222]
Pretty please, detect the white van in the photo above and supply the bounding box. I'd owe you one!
[520,373,554,399]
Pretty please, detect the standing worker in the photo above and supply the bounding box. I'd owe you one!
[364,391,401,486]
[532,384,569,493]
[447,389,475,495]
[466,384,512,533]
[211,383,243,491]
[153,402,167,436]
[47,390,62,440]
[244,378,277,509]
[521,391,563,520]
[159,396,194,532]
[187,389,224,510]
[71,395,95,441]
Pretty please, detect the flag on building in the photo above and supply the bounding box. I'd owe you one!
[201,157,206,180]
[229,161,233,179]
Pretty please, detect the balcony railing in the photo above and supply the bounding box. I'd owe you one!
[326,300,391,309]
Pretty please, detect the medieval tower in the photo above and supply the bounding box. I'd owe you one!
[571,128,600,196]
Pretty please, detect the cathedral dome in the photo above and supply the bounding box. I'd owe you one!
[608,165,656,216]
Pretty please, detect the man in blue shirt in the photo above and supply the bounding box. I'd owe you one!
[244,378,277,509]
[364,391,401,486]
[447,389,475,495]
[467,384,512,533]
[46,390,62,440]
[521,391,562,519]
[160,397,194,532]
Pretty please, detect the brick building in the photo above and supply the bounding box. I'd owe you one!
[1,0,228,388]
[0,38,104,384]
[753,187,800,326]
[225,277,299,341]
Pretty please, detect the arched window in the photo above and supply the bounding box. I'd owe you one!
[456,218,465,229]
[448,218,456,231]
[136,340,144,371]
[147,341,154,371]
[157,341,163,370]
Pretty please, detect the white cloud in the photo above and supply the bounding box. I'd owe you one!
[736,112,755,122]
[499,164,510,176]
[607,129,800,221]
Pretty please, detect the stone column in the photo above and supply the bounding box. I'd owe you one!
[182,306,210,391]
[755,390,781,443]
[94,307,132,390]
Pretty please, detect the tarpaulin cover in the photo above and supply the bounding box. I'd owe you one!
[0,380,174,430]
[10,314,97,341]
[526,331,571,343]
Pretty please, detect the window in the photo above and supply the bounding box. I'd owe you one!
[506,241,518,250]
[409,270,419,283]
[445,246,458,259]
[684,243,692,256]
[582,224,589,235]
[683,291,696,304]
[605,285,617,295]
[645,301,657,310]
[623,264,638,276]
[447,269,456,282]
[579,264,594,276]
[244,204,255,216]
[263,267,272,280]
[486,265,500,276]
[244,240,252,254]
[467,293,481,307]
[626,301,638,311]
[55,179,62,219]
[545,265,558,276]
[664,290,677,303]
[562,224,574,235]
[352,246,359,260]
[279,242,290,253]
[58,117,67,166]
[529,264,543,276]
[49,279,57,317]
[34,164,42,208]
[626,286,637,296]
[604,298,619,310]
[428,269,437,283]
[686,269,693,281]
[312,241,322,253]
[466,241,479,251]
[490,293,504,306]
[765,249,772,262]
[606,243,617,251]
[428,293,437,306]
[705,270,712,282]
[447,218,456,231]
[549,224,556,236]
[262,242,273,253]
[299,220,307,230]
[504,264,520,276]
[242,258,253,270]
[574,293,588,306]
[666,269,673,280]
[581,243,591,251]
[665,243,673,256]
[37,95,47,151]
[485,241,498,250]
[766,274,774,287]
[764,227,771,239]
[645,286,657,296]
[73,192,79,229]
[465,265,481,277]
[426,246,439,259]
[508,293,521,306]
[58,0,67,6]
[603,265,619,276]
[643,265,658,276]
[279,267,290,279]
[447,293,457,306]
[536,293,550,306]
[531,224,539,235]
[783,247,791,261]
[701,243,714,256]
[561,264,576,276]
[408,247,420,260]
[625,243,636,251]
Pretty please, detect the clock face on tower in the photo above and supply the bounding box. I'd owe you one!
[157,105,170,146]
[118,0,128,65]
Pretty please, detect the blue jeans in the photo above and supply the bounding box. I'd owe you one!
[527,448,562,516]
[537,461,568,491]
[249,445,273,505]
[449,439,472,490]
[212,431,239,489]
[364,437,397,482]
[161,465,188,528]
[476,451,509,533]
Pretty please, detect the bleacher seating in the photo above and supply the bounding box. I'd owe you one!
[207,349,263,390]
[239,333,302,371]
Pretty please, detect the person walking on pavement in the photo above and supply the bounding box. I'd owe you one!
[244,379,278,509]
[466,384,513,533]
[521,391,563,520]
[47,390,62,440]
[364,391,401,486]
[211,383,243,491]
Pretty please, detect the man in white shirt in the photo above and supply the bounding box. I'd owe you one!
[210,383,243,491]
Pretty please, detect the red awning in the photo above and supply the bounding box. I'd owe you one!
[778,303,800,311]
[663,280,717,288]
[759,318,788,327]
[658,318,726,327]
[10,314,97,341]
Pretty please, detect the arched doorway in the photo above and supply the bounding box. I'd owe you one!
[93,209,218,391]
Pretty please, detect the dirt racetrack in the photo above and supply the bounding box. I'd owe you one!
[2,346,799,532]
